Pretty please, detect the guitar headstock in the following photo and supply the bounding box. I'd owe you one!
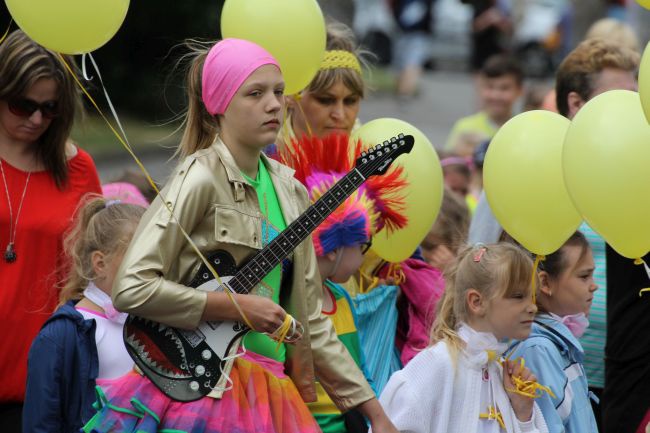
[355,133,414,178]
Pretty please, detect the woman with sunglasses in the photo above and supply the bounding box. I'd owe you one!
[0,30,101,432]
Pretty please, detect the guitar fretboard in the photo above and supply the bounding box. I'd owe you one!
[227,168,366,293]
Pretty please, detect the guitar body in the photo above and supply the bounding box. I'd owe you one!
[123,250,247,402]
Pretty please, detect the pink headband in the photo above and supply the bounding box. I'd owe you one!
[202,38,280,115]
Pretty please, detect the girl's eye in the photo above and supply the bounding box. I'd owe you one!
[249,90,262,97]
[274,89,284,96]
[511,293,525,299]
[344,97,359,105]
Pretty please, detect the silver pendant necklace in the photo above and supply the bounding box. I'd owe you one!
[0,159,31,263]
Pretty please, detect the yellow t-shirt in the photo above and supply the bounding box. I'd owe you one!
[444,111,497,156]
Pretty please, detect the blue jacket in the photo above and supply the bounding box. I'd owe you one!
[509,315,598,433]
[23,301,99,433]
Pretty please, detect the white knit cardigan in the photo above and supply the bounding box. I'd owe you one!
[374,326,549,433]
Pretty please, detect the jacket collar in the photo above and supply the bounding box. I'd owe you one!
[533,314,584,363]
[210,137,295,185]
[44,300,95,333]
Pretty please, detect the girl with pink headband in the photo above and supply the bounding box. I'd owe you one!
[82,38,398,433]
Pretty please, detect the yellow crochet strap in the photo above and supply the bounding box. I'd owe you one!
[320,50,361,74]
[269,313,294,351]
[359,267,380,294]
[479,406,505,429]
[504,358,556,399]
[640,288,650,297]
[486,350,499,363]
[531,255,545,305]
[57,54,255,330]
[386,262,406,286]
[0,19,12,45]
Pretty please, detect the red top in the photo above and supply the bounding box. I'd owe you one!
[0,148,101,402]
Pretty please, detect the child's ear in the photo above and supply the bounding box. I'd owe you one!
[325,250,338,263]
[538,270,553,297]
[91,250,106,279]
[466,288,485,316]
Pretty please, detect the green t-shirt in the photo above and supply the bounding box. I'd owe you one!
[241,159,287,362]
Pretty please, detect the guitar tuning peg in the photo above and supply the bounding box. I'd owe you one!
[391,137,397,142]
[383,140,389,146]
[398,133,404,139]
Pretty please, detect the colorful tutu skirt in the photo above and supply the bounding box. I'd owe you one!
[83,351,322,433]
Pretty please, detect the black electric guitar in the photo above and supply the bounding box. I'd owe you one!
[123,133,414,402]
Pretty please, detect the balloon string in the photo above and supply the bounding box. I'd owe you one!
[0,19,12,45]
[531,254,545,305]
[57,53,255,331]
[503,357,556,399]
[633,258,650,297]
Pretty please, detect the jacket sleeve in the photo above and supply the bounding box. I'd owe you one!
[514,341,568,433]
[23,331,65,433]
[112,160,211,329]
[294,183,375,411]
[375,348,453,433]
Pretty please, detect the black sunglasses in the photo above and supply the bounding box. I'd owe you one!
[8,98,60,119]
[360,238,373,254]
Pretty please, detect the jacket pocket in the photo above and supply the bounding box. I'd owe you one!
[214,204,262,250]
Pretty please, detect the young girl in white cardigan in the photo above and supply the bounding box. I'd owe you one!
[375,243,550,433]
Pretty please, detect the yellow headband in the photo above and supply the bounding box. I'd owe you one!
[320,50,362,74]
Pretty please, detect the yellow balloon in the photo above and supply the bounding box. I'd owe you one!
[484,110,581,255]
[221,0,326,95]
[563,90,650,259]
[352,118,443,263]
[637,0,650,9]
[639,42,650,124]
[6,0,129,54]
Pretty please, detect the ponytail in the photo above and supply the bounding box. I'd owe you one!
[175,40,219,160]
[59,194,145,305]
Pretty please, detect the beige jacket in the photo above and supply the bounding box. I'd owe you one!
[113,138,374,410]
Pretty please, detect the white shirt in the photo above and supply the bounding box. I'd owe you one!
[76,308,133,379]
[374,324,548,433]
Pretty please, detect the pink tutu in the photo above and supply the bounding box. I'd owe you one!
[83,351,322,433]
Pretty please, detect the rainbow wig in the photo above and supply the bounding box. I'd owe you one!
[280,134,408,257]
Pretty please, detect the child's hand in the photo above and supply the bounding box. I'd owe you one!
[503,359,535,422]
[238,294,290,335]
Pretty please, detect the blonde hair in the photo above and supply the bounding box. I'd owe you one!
[430,243,535,363]
[586,18,640,53]
[0,30,82,189]
[59,195,145,305]
[174,40,220,159]
[304,21,368,98]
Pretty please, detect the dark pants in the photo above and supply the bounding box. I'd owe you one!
[590,386,603,433]
[0,403,23,433]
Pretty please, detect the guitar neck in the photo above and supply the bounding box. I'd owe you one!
[227,168,367,294]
